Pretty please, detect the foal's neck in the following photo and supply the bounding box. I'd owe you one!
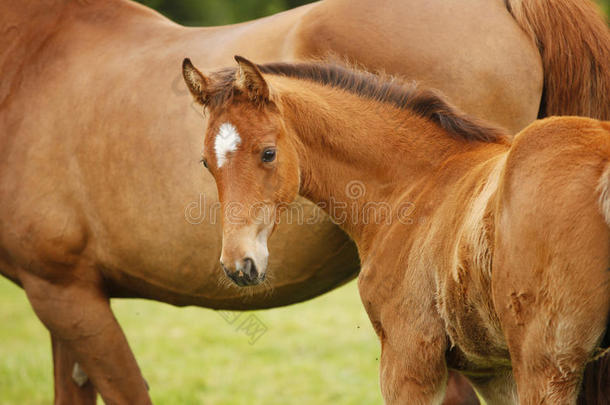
[278,79,506,250]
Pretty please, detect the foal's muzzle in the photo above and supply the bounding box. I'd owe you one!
[221,257,265,287]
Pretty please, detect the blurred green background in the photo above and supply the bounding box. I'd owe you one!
[0,278,381,405]
[137,0,608,26]
[135,0,315,26]
[601,0,610,15]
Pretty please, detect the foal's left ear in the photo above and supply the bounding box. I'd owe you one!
[182,58,210,105]
[234,55,270,102]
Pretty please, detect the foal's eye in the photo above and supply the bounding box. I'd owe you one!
[261,148,276,163]
[200,158,208,168]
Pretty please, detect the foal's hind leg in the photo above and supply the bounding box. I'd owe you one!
[19,265,151,405]
[51,335,97,404]
[493,214,610,403]
[497,295,606,405]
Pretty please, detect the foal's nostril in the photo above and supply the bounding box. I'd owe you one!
[220,258,262,286]
[243,257,258,279]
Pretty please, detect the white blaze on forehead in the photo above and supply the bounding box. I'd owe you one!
[214,122,241,168]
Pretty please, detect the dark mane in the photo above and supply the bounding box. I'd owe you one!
[206,62,509,143]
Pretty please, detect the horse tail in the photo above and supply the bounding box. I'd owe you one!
[506,0,610,120]
[579,160,610,404]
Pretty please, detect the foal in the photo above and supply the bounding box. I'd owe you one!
[182,57,610,404]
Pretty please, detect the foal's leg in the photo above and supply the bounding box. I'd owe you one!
[494,218,610,404]
[51,334,97,405]
[20,266,151,405]
[498,300,605,405]
[359,273,448,404]
[378,305,448,404]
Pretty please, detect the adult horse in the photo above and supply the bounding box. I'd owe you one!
[182,56,610,404]
[0,0,608,403]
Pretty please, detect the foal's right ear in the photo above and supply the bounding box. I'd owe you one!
[182,58,210,105]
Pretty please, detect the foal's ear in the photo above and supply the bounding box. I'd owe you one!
[234,55,270,102]
[182,58,210,105]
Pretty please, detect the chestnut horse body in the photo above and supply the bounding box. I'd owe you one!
[183,57,610,404]
[1,0,609,403]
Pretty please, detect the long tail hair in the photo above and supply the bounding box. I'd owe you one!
[506,0,610,120]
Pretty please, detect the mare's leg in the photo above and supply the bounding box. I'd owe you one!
[443,371,480,405]
[19,265,151,405]
[467,372,517,405]
[359,272,448,405]
[51,334,97,404]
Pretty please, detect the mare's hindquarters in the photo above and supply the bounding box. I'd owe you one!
[506,0,610,120]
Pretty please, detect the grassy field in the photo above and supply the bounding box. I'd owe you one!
[0,277,383,404]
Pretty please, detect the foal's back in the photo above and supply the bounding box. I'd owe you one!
[502,117,610,214]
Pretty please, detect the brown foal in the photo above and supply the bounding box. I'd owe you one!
[183,57,610,404]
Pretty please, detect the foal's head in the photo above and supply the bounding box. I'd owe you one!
[183,56,300,286]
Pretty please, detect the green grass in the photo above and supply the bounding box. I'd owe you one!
[0,277,382,404]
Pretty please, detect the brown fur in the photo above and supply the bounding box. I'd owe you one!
[201,61,508,143]
[507,0,610,119]
[506,3,610,401]
[194,58,610,404]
